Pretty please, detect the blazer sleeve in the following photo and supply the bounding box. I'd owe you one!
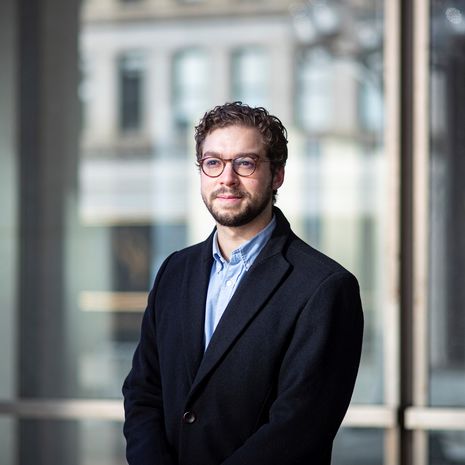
[220,270,364,465]
[122,255,177,465]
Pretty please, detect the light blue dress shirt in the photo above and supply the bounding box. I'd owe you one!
[204,216,276,349]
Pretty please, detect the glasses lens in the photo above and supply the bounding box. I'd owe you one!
[233,157,256,176]
[202,158,223,176]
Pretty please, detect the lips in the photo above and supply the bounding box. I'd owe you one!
[212,190,245,201]
[217,195,241,200]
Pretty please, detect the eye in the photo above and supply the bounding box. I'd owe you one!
[235,157,255,168]
[203,158,222,168]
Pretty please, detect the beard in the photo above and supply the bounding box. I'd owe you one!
[202,182,273,228]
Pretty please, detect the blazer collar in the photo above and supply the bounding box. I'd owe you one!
[180,229,215,384]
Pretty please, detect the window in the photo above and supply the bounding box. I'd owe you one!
[171,48,210,156]
[172,48,209,128]
[358,53,384,132]
[5,0,465,463]
[231,46,269,107]
[118,52,145,132]
[295,47,332,132]
[429,11,465,409]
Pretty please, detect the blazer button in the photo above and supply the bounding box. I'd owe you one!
[183,411,196,424]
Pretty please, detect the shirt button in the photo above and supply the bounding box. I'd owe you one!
[226,279,233,287]
[183,411,196,424]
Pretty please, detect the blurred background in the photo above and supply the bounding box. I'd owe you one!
[0,0,464,464]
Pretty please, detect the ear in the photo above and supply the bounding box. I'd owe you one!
[272,166,285,190]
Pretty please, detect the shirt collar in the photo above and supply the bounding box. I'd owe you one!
[212,215,276,273]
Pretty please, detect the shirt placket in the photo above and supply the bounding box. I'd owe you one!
[222,261,237,302]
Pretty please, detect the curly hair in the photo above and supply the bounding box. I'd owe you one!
[194,102,288,172]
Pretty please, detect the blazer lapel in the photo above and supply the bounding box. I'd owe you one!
[188,216,291,398]
[180,232,214,384]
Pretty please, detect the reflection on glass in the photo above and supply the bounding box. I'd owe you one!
[0,0,379,412]
[118,52,145,133]
[291,2,386,404]
[76,0,387,405]
[0,417,15,465]
[296,47,332,132]
[232,47,269,107]
[0,0,391,463]
[332,428,384,465]
[80,420,126,465]
[17,419,125,465]
[172,48,210,128]
[0,0,17,405]
[429,0,465,407]
[358,53,384,132]
[429,431,465,465]
[171,48,210,158]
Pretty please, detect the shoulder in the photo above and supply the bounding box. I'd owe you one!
[268,208,359,290]
[287,232,351,275]
[152,235,212,281]
[280,232,361,302]
[165,239,209,267]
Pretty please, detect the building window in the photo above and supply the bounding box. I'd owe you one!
[78,58,93,133]
[172,48,209,128]
[357,53,383,132]
[231,46,269,107]
[295,47,332,132]
[171,48,209,156]
[118,52,145,133]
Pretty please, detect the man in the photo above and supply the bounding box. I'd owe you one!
[123,102,363,465]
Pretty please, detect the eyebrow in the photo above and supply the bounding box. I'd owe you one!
[202,151,260,159]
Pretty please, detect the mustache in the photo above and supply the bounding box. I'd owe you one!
[211,188,249,199]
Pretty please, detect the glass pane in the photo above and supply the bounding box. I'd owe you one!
[0,0,17,405]
[1,0,391,463]
[429,0,465,407]
[5,0,387,413]
[173,48,211,124]
[291,0,386,404]
[11,419,125,465]
[429,431,465,465]
[0,0,386,424]
[232,46,269,107]
[332,428,384,465]
[118,52,145,132]
[0,417,15,465]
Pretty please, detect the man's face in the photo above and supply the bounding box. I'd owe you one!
[200,125,284,228]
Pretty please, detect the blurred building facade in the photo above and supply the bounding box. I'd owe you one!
[0,0,464,464]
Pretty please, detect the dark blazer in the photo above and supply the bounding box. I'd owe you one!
[123,207,363,465]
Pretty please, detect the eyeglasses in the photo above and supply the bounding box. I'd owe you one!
[199,155,269,178]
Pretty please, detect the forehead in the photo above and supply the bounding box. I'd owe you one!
[202,125,265,156]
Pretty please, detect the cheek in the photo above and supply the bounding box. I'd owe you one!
[200,174,210,190]
[245,179,268,197]
[200,175,217,198]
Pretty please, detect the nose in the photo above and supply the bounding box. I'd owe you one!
[219,160,240,186]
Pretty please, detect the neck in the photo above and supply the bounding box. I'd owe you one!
[216,207,273,261]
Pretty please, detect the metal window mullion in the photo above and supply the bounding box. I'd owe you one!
[405,407,465,430]
[412,0,431,464]
[0,400,399,427]
[384,0,402,463]
[0,400,123,420]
